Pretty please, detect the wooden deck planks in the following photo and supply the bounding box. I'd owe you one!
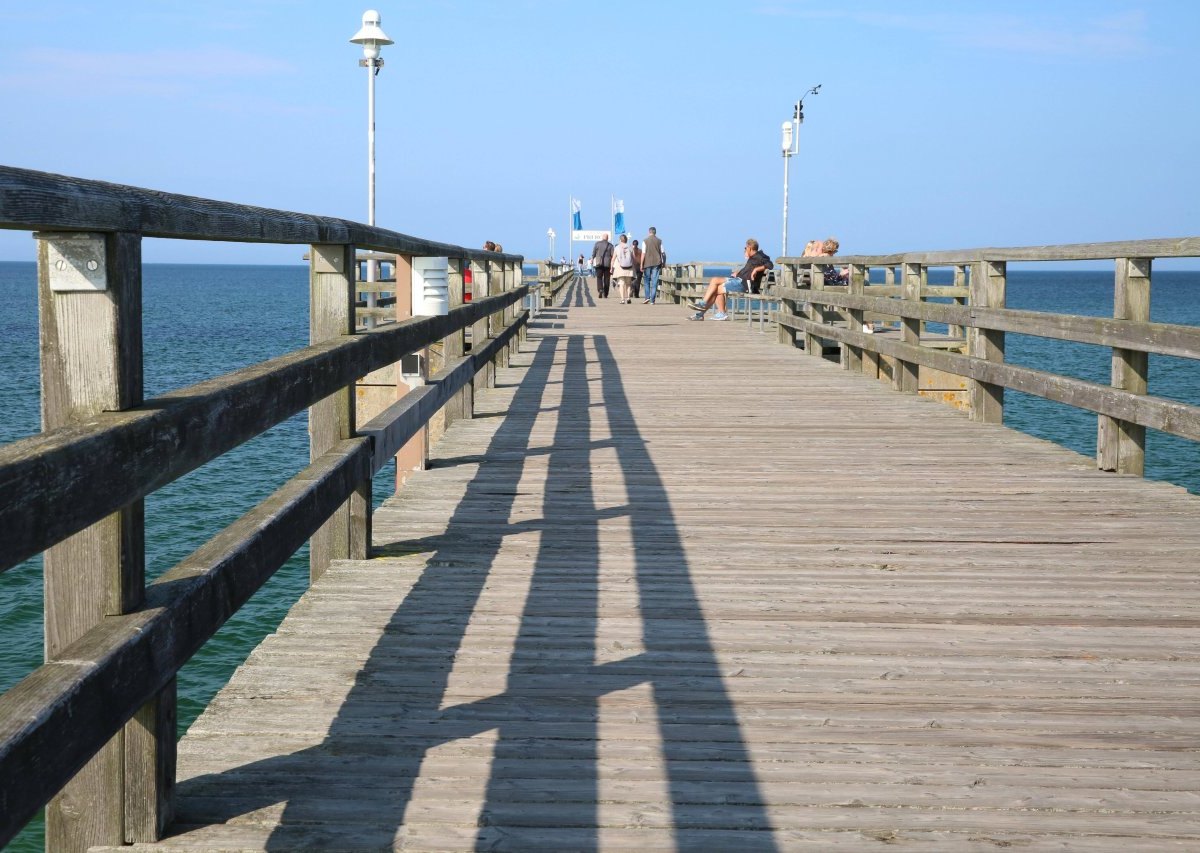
[115,279,1200,851]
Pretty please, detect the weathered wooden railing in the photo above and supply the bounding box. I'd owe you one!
[772,238,1200,476]
[0,166,532,851]
[659,261,729,305]
[528,260,576,307]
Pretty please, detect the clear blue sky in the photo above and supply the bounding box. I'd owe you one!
[1,0,1197,265]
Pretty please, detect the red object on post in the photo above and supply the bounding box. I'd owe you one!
[463,267,473,301]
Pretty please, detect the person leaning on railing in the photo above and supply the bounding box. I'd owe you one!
[688,238,773,321]
[819,237,849,284]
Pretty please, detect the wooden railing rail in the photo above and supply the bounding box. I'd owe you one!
[0,166,530,851]
[771,238,1200,477]
[0,289,524,577]
[0,303,529,849]
[782,237,1200,266]
[0,166,523,263]
[529,262,576,306]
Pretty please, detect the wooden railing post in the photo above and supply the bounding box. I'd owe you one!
[969,260,1007,423]
[1098,257,1151,474]
[494,261,508,368]
[805,264,824,356]
[862,267,883,380]
[895,263,923,392]
[950,265,967,340]
[846,263,866,373]
[499,260,515,367]
[471,259,493,397]
[37,231,174,850]
[445,258,469,426]
[776,264,799,348]
[309,243,366,578]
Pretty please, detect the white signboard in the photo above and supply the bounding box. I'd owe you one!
[572,230,609,243]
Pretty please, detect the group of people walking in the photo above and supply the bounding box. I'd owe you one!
[577,230,846,323]
[584,227,666,304]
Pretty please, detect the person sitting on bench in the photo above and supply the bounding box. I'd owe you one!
[688,238,773,321]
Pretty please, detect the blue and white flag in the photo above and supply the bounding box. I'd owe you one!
[613,199,626,236]
[571,197,582,231]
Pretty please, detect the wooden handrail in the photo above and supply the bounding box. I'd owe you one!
[0,437,370,850]
[776,312,1200,441]
[0,305,532,845]
[0,166,521,262]
[0,289,526,577]
[778,236,1200,266]
[777,286,1200,360]
[771,249,1200,478]
[0,166,532,850]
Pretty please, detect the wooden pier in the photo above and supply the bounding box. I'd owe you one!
[3,168,1200,851]
[98,282,1200,850]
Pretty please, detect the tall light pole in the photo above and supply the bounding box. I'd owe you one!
[350,10,393,326]
[782,84,820,257]
[547,227,556,261]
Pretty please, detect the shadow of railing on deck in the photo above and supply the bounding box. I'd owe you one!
[566,274,596,309]
[172,283,777,849]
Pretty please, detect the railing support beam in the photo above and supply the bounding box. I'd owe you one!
[846,264,866,373]
[896,263,923,392]
[1098,258,1151,474]
[969,260,1007,423]
[776,264,799,348]
[37,230,175,850]
[805,264,824,356]
[471,260,494,402]
[445,258,470,426]
[309,243,366,578]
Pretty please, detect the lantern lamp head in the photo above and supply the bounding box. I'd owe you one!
[350,10,394,60]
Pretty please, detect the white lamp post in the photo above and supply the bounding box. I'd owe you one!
[782,84,820,257]
[547,227,556,260]
[781,120,794,258]
[350,10,394,327]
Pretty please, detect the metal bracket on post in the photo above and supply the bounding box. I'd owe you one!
[37,232,108,292]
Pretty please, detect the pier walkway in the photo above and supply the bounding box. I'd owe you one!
[116,278,1200,851]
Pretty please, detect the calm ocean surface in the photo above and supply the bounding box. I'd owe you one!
[2,261,1199,849]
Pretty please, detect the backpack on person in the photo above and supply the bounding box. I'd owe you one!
[615,243,634,269]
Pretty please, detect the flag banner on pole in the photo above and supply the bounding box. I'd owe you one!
[571,197,582,231]
[613,199,626,236]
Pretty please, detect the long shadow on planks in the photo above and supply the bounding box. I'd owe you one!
[562,274,596,309]
[171,295,777,849]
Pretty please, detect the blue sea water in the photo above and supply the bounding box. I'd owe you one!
[2,261,1199,850]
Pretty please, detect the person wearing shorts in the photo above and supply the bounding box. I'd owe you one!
[688,238,773,321]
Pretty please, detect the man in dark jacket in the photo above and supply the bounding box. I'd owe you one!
[591,233,614,299]
[688,238,773,321]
